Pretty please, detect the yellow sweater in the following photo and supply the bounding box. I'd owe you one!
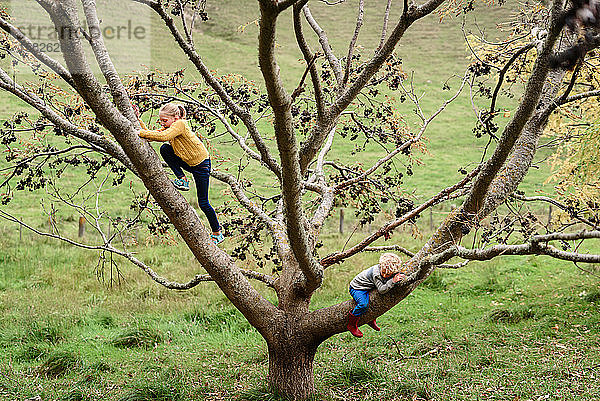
[139,119,209,167]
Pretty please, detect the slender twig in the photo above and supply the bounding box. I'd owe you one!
[342,0,364,87]
[378,0,393,51]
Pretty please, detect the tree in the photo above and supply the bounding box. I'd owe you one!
[1,0,600,399]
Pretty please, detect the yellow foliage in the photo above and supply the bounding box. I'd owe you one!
[548,116,600,216]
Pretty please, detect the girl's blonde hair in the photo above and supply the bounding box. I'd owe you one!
[159,102,186,119]
[378,252,402,278]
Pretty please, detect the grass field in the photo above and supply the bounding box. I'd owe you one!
[2,0,600,400]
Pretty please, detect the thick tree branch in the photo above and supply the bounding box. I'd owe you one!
[477,40,569,219]
[38,0,278,333]
[462,0,563,220]
[428,230,600,264]
[81,0,138,124]
[259,0,323,293]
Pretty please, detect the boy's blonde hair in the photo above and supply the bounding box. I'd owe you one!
[379,253,402,277]
[159,102,187,119]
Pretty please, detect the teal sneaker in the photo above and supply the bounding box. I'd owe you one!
[211,233,225,245]
[172,177,190,191]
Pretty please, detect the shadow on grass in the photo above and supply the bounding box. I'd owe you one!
[487,307,537,324]
[38,350,80,377]
[60,389,88,401]
[110,327,163,349]
[118,382,182,401]
[323,361,383,386]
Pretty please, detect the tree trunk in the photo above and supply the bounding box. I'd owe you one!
[267,340,318,400]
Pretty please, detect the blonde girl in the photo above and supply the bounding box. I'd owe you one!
[138,103,224,245]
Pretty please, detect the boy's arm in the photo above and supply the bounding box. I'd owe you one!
[373,274,395,294]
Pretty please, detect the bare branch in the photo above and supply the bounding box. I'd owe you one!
[342,0,364,87]
[176,0,194,45]
[363,244,414,257]
[0,67,135,172]
[300,0,447,173]
[488,43,535,117]
[511,193,599,229]
[432,240,600,265]
[0,145,96,189]
[315,127,335,183]
[0,209,275,289]
[378,0,393,51]
[0,16,75,88]
[277,0,304,12]
[291,53,320,102]
[542,90,600,122]
[129,0,157,6]
[303,5,343,85]
[292,2,325,120]
[211,170,277,232]
[532,230,600,243]
[126,251,276,289]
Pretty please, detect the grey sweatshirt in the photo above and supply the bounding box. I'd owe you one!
[349,264,395,294]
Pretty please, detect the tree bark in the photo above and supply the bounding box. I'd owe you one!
[267,339,318,400]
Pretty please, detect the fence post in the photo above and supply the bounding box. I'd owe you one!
[78,216,86,238]
[339,208,344,234]
[429,208,433,231]
[548,205,552,225]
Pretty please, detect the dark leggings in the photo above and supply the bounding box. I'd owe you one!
[160,144,221,233]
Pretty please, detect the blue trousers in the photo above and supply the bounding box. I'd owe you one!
[160,144,221,233]
[349,287,370,316]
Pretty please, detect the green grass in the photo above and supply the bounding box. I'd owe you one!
[1,230,599,399]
